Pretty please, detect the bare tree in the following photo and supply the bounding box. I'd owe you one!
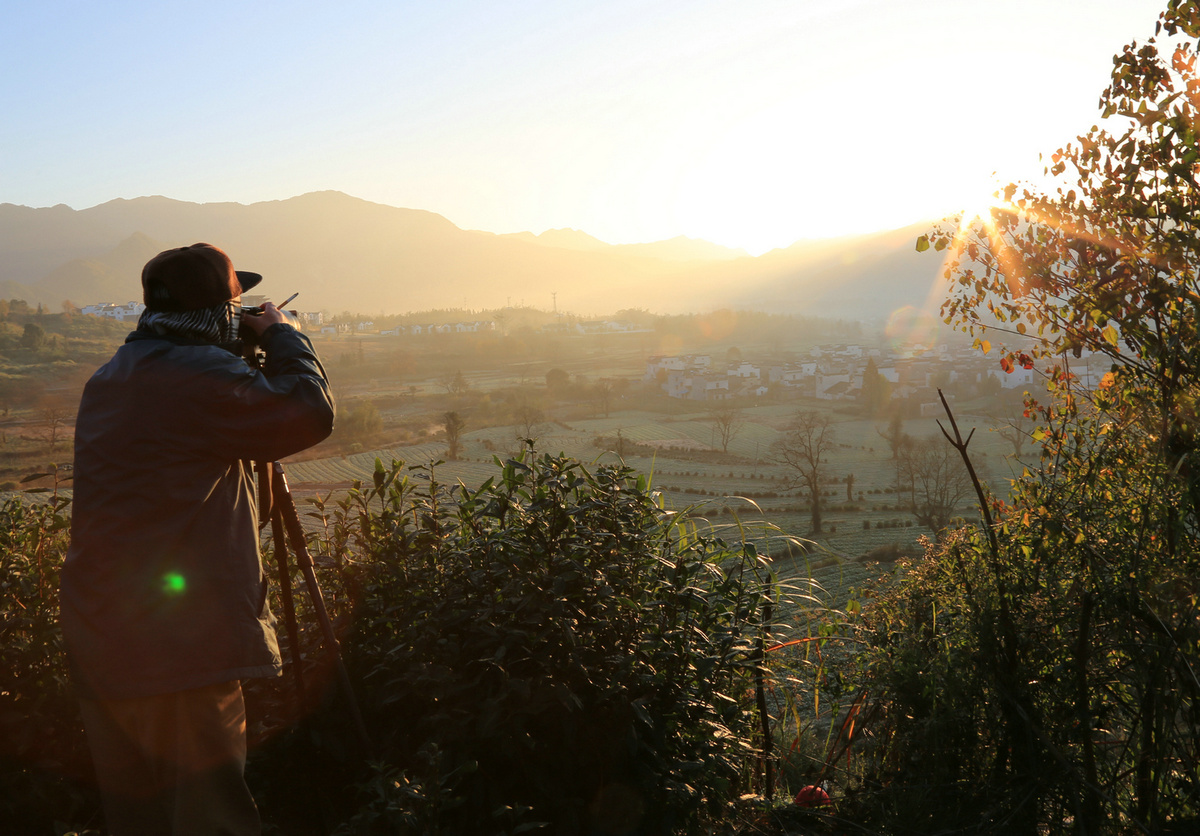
[443,411,467,460]
[510,390,545,439]
[709,405,745,454]
[773,410,835,534]
[439,370,469,395]
[896,436,974,537]
[40,403,71,452]
[594,378,618,418]
[992,402,1033,459]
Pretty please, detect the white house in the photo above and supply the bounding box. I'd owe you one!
[82,301,145,321]
[726,361,761,379]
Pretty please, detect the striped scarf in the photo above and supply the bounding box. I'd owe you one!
[136,300,241,345]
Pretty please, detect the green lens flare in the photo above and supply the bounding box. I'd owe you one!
[162,572,187,595]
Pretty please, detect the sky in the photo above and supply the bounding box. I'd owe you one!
[0,0,1170,255]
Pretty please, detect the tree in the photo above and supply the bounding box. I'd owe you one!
[443,411,466,460]
[773,410,834,534]
[877,411,907,459]
[593,378,622,418]
[894,436,973,536]
[440,369,469,396]
[708,405,745,453]
[859,356,889,416]
[991,399,1034,459]
[920,2,1200,516]
[39,403,70,451]
[20,323,46,350]
[856,7,1200,832]
[545,367,570,395]
[509,390,545,438]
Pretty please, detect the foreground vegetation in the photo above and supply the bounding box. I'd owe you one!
[2,451,840,835]
[4,3,1200,833]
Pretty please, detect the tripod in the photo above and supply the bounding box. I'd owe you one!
[257,459,371,754]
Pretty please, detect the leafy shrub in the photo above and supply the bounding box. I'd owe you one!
[253,449,779,835]
[851,414,1200,832]
[0,492,98,832]
[1,451,794,835]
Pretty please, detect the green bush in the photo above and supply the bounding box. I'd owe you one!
[851,411,1200,832]
[0,493,98,833]
[251,449,780,835]
[0,451,790,834]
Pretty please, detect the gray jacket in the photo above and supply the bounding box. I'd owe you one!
[60,323,335,700]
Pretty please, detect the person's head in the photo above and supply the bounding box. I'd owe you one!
[141,243,262,312]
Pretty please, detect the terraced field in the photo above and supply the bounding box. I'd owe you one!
[284,402,1019,565]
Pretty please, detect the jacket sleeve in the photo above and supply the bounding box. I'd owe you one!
[203,324,335,462]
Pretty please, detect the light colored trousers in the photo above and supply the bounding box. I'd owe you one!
[78,680,261,836]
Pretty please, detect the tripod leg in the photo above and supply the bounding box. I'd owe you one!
[270,462,372,757]
[271,507,306,702]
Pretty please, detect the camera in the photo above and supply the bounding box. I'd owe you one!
[238,295,303,345]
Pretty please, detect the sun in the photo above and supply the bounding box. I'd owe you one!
[957,196,999,233]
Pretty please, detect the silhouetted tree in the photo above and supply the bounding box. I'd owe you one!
[860,357,890,416]
[440,370,469,395]
[895,436,973,537]
[878,411,908,459]
[20,323,46,350]
[545,368,570,395]
[774,410,835,534]
[443,411,467,460]
[709,405,745,453]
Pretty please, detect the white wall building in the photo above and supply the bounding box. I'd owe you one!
[82,302,145,321]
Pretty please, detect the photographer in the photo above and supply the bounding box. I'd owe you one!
[60,243,334,835]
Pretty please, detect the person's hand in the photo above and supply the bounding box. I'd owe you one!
[242,302,286,337]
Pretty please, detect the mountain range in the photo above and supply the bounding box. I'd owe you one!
[0,191,948,320]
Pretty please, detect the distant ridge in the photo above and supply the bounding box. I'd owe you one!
[0,192,945,319]
[501,229,748,262]
[501,228,611,252]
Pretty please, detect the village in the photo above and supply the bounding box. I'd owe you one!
[641,340,1106,415]
[76,298,1109,420]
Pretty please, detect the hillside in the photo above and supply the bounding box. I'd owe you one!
[0,192,947,319]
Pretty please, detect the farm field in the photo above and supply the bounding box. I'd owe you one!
[284,400,1022,572]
